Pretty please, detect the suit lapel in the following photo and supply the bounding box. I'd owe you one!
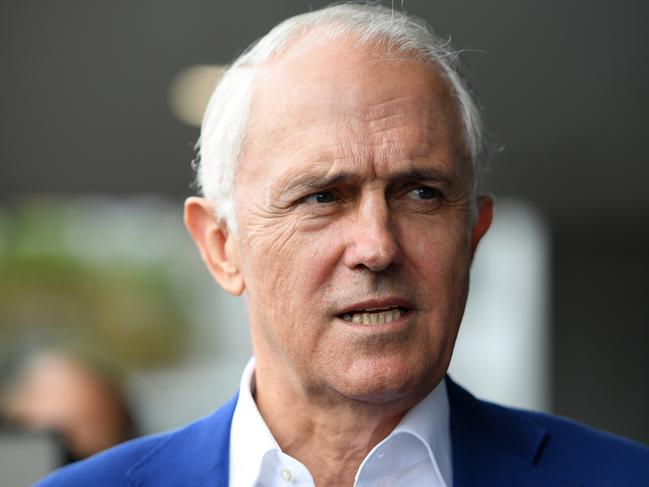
[125,380,584,486]
[127,393,238,487]
[446,377,579,487]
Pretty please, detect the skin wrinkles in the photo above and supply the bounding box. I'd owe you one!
[271,166,460,214]
[273,96,447,135]
[258,110,467,214]
[186,30,493,487]
[276,118,457,160]
[267,165,472,236]
[248,105,461,182]
[266,141,466,208]
[235,36,476,400]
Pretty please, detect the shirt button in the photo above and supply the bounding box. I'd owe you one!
[280,468,294,482]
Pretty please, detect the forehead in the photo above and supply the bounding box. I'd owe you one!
[239,32,466,182]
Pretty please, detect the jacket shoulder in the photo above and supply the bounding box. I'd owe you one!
[34,433,172,487]
[35,393,238,487]
[447,377,649,486]
[517,407,649,484]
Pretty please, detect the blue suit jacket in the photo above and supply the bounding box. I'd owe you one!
[36,377,649,486]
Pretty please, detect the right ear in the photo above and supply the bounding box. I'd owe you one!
[183,197,245,296]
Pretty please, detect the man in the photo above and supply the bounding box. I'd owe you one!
[38,4,648,486]
[1,349,135,464]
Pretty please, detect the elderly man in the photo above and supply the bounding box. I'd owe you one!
[38,4,648,486]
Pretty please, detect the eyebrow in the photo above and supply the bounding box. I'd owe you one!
[389,167,454,186]
[288,171,356,192]
[270,170,353,202]
[273,165,455,200]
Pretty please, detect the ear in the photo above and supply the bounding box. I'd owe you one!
[183,197,245,296]
[470,194,494,259]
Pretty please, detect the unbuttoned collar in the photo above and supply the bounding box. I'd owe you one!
[229,358,282,487]
[354,375,452,486]
[229,357,452,487]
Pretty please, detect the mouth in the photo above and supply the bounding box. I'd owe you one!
[340,307,408,325]
[337,298,413,326]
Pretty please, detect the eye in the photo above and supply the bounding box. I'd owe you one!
[408,186,441,200]
[303,191,336,204]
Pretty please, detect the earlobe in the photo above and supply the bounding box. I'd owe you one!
[183,197,245,296]
[470,195,494,258]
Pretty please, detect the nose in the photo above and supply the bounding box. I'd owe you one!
[342,194,402,272]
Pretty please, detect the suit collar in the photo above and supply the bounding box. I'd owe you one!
[126,393,238,487]
[446,376,578,486]
[125,378,579,487]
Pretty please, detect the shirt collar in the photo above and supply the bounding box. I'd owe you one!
[354,377,452,486]
[229,357,280,487]
[229,357,452,487]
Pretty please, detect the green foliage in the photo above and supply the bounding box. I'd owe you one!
[0,199,191,370]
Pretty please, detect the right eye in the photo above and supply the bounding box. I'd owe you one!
[303,191,336,204]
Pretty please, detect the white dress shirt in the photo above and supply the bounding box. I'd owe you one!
[229,358,453,487]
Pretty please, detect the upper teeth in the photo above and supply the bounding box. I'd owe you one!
[341,308,404,325]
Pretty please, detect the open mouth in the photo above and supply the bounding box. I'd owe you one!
[339,306,408,325]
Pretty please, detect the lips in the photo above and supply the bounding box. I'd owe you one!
[341,307,406,324]
[337,297,413,325]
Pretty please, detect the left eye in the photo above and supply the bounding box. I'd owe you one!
[408,186,440,200]
[303,191,336,204]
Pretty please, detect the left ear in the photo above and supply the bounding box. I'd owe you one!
[470,194,494,258]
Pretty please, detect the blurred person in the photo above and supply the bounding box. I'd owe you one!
[38,3,648,486]
[0,349,135,464]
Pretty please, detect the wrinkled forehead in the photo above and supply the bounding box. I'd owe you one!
[238,31,468,179]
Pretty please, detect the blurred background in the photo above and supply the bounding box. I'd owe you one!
[1,0,648,482]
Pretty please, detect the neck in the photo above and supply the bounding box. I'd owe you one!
[253,363,423,487]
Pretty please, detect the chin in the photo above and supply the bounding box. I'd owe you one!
[334,357,442,406]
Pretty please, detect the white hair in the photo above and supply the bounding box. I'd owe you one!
[195,2,489,232]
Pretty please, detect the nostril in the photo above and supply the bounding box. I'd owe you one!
[342,226,402,271]
[343,202,402,271]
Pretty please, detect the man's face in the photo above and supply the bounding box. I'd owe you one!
[231,34,490,405]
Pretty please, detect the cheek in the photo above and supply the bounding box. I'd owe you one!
[402,217,472,306]
[241,218,340,320]
[406,217,471,267]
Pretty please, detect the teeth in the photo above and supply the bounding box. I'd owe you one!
[341,308,404,325]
